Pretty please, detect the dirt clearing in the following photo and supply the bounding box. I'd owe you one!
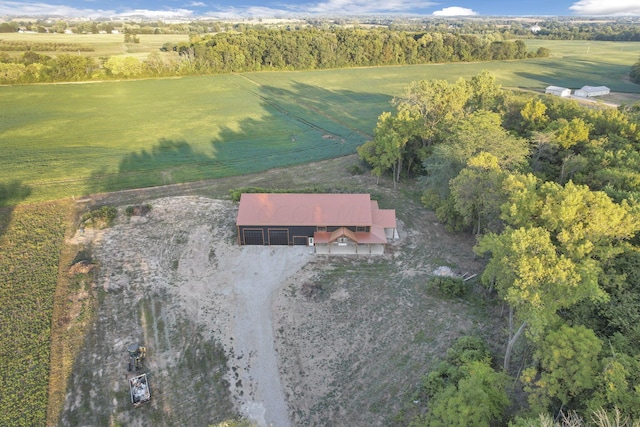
[59,169,497,426]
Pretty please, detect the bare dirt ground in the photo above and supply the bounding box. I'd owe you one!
[58,156,499,426]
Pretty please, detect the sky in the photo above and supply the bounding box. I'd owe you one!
[0,0,639,19]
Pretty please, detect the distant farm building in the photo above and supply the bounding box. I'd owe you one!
[545,86,571,97]
[575,85,610,97]
[236,193,398,255]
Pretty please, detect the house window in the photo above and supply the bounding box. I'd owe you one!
[356,226,366,232]
[338,237,349,243]
[317,226,326,232]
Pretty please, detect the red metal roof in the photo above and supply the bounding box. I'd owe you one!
[313,225,388,244]
[236,193,374,226]
[371,203,397,229]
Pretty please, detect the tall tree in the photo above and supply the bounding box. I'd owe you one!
[475,226,592,370]
[467,70,503,112]
[357,111,410,188]
[450,152,508,235]
[393,78,471,147]
[522,324,602,412]
[520,99,550,134]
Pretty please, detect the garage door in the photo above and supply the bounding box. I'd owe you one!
[243,229,264,245]
[268,229,289,245]
[293,236,308,246]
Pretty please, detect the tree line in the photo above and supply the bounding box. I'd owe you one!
[359,72,640,425]
[0,28,548,84]
[632,56,640,84]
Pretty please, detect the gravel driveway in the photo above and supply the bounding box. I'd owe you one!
[221,245,312,427]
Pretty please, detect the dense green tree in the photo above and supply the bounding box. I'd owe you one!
[423,110,528,202]
[631,56,640,84]
[588,355,640,418]
[522,324,602,412]
[104,56,143,77]
[521,99,550,133]
[394,78,471,146]
[548,117,591,150]
[466,70,504,112]
[475,226,592,369]
[46,54,95,81]
[413,360,510,427]
[357,111,413,187]
[450,152,508,234]
[502,180,640,262]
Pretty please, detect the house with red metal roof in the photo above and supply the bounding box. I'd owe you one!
[236,193,397,254]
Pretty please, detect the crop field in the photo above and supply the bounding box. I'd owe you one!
[1,39,640,205]
[0,33,189,59]
[0,202,69,427]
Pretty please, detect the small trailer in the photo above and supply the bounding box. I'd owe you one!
[129,373,151,407]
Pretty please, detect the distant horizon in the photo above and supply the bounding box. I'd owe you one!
[0,0,639,20]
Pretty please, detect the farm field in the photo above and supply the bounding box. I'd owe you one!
[0,201,69,426]
[1,35,639,427]
[0,33,189,59]
[2,39,640,205]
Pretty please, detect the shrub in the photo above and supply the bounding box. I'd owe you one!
[125,204,152,217]
[81,205,117,228]
[429,276,467,298]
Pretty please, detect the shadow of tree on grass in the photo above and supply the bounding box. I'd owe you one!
[0,180,32,238]
[84,80,390,197]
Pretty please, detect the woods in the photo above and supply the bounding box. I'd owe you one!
[358,72,640,424]
[0,27,547,84]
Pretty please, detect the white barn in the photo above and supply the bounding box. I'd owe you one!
[575,86,610,97]
[545,86,571,97]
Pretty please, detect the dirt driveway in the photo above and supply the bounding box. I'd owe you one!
[60,189,490,426]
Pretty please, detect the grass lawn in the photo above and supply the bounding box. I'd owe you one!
[2,40,639,205]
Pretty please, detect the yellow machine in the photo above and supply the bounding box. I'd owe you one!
[127,343,146,372]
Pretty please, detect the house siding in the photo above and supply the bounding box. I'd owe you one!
[238,225,370,245]
[238,225,317,245]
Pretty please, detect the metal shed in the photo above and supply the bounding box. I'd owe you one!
[545,86,571,97]
[575,85,610,97]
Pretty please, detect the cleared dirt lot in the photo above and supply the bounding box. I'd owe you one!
[58,159,496,426]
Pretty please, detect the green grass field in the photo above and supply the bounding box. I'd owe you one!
[1,39,639,204]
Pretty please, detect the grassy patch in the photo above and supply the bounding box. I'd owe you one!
[3,40,639,205]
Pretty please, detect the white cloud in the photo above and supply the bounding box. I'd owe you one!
[432,6,477,16]
[118,8,194,19]
[0,1,114,18]
[0,1,196,18]
[569,0,640,15]
[295,0,437,15]
[0,0,439,18]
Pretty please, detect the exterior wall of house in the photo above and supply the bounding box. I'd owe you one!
[315,243,384,255]
[238,225,316,245]
[237,225,369,245]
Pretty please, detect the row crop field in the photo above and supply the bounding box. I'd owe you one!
[0,202,68,427]
[1,40,640,205]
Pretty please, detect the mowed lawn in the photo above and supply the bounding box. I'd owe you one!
[2,39,640,204]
